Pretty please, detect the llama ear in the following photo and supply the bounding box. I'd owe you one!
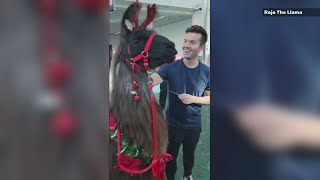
[125,19,134,31]
[146,22,153,30]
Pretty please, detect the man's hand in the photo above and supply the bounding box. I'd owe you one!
[178,93,195,105]
[151,72,163,86]
[178,92,210,105]
[234,103,320,152]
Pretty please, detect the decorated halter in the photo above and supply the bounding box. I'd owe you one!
[122,33,156,101]
[122,1,157,101]
[110,1,172,179]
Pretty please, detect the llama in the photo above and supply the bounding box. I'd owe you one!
[109,2,177,180]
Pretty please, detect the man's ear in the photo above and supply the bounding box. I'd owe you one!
[125,19,134,31]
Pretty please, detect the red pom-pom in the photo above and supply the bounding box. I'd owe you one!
[134,95,141,101]
[46,60,71,88]
[133,82,140,89]
[51,110,78,137]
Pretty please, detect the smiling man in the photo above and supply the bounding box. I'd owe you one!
[151,25,210,180]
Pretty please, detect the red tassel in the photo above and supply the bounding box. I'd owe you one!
[133,82,140,89]
[134,95,141,101]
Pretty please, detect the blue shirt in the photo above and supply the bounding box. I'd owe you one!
[157,59,210,129]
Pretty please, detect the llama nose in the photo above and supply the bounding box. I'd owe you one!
[173,49,178,55]
[167,41,175,49]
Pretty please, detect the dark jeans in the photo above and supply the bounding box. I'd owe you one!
[165,126,201,180]
[159,81,168,110]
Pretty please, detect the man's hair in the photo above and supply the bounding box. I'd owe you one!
[185,25,208,46]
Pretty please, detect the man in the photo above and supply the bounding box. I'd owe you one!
[152,25,210,180]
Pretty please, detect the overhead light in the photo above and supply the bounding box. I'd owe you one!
[154,16,165,21]
[115,32,120,34]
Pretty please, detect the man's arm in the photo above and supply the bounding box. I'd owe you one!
[297,117,320,150]
[178,90,210,105]
[193,90,210,105]
[235,104,320,151]
[151,72,164,86]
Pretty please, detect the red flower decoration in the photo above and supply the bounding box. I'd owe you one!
[133,82,139,89]
[114,155,142,171]
[46,60,71,88]
[51,110,78,137]
[134,95,141,102]
[151,153,173,177]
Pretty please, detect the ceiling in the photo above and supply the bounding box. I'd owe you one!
[109,0,203,34]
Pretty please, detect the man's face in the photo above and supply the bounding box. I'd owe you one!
[182,32,204,60]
